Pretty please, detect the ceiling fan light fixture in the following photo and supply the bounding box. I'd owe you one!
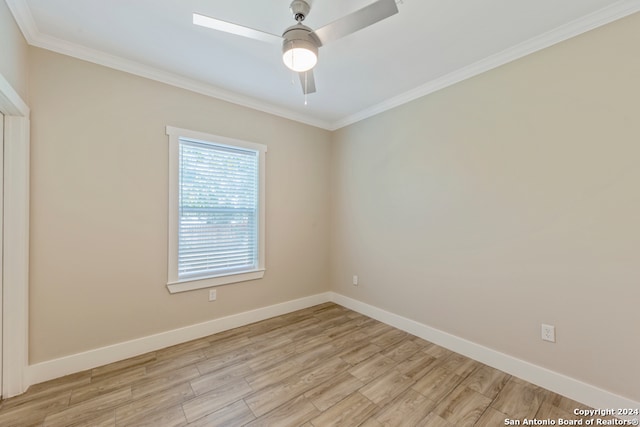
[282,24,319,72]
[282,40,318,72]
[193,0,399,94]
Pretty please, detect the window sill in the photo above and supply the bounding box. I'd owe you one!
[167,269,265,294]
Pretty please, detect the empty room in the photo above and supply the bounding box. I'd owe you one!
[1,0,639,425]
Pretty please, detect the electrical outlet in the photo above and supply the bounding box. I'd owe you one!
[208,289,217,301]
[352,275,359,286]
[541,324,555,342]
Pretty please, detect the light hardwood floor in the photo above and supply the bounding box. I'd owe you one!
[0,303,608,426]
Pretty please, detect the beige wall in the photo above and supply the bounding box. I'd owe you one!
[28,48,331,363]
[0,0,29,101]
[330,12,640,402]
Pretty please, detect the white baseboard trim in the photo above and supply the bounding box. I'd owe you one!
[329,292,640,421]
[23,290,639,422]
[26,292,331,387]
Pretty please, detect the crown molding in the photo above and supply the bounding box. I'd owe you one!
[6,0,640,131]
[4,0,333,130]
[330,0,640,130]
[32,33,334,130]
[4,0,38,44]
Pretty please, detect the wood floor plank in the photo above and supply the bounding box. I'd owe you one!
[312,307,351,322]
[199,331,292,376]
[360,418,384,427]
[245,342,337,391]
[433,385,492,426]
[348,353,397,383]
[417,412,456,427]
[181,378,252,423]
[411,366,464,403]
[43,387,132,427]
[154,337,211,361]
[244,356,309,392]
[145,348,206,376]
[535,400,578,421]
[245,340,297,372]
[0,391,72,427]
[370,328,409,350]
[206,326,251,344]
[1,372,90,410]
[544,391,592,413]
[245,356,350,418]
[91,353,157,379]
[310,392,379,427]
[490,377,549,420]
[438,353,481,378]
[373,388,436,426]
[459,364,510,399]
[190,361,253,396]
[328,329,371,353]
[68,410,116,427]
[359,368,415,407]
[422,343,454,359]
[114,382,193,426]
[304,371,364,412]
[305,316,351,336]
[203,335,254,359]
[130,365,200,399]
[117,404,187,427]
[360,320,395,339]
[272,318,323,342]
[324,317,368,339]
[0,303,603,427]
[339,342,383,365]
[474,407,510,427]
[382,338,422,362]
[396,351,439,380]
[244,395,320,427]
[186,399,255,427]
[69,367,146,405]
[290,333,334,355]
[195,346,255,376]
[411,336,436,349]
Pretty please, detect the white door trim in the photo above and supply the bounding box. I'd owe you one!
[0,72,30,398]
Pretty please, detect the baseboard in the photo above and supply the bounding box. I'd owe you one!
[25,292,331,388]
[24,290,639,422]
[329,292,640,421]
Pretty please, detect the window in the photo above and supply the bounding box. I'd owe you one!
[166,126,266,293]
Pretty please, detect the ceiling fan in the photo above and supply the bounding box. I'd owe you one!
[193,0,399,95]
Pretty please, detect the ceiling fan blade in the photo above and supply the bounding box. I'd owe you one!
[299,70,316,94]
[193,13,282,44]
[311,0,398,45]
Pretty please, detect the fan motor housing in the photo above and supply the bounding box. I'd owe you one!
[282,24,320,49]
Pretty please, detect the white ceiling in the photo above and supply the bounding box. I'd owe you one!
[6,0,640,129]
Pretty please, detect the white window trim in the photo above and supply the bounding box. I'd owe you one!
[166,126,266,294]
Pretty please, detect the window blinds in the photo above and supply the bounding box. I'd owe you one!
[178,138,259,279]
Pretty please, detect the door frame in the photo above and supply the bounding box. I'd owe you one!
[0,72,30,398]
[0,111,3,396]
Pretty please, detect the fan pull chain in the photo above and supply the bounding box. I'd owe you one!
[291,41,296,72]
[304,71,308,106]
